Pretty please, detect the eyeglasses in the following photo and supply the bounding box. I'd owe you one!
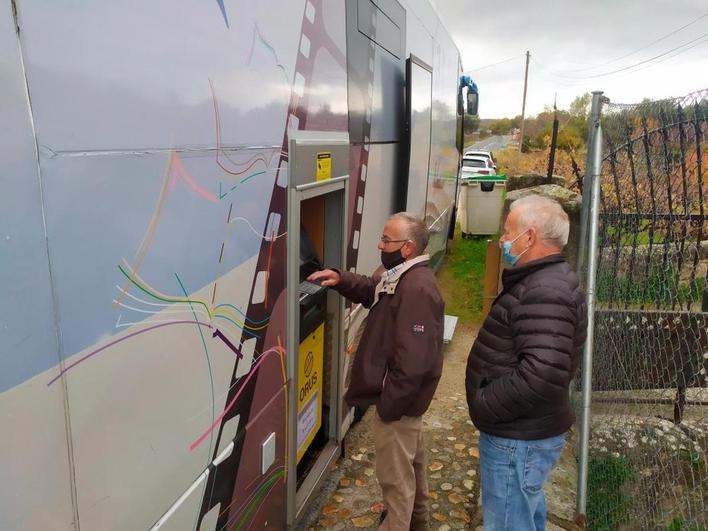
[380,237,409,245]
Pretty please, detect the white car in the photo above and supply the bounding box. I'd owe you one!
[460,155,496,179]
[464,149,497,170]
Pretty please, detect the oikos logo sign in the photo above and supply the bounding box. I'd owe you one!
[304,351,314,377]
[300,350,318,402]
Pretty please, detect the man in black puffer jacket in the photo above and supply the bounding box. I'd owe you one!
[465,195,587,531]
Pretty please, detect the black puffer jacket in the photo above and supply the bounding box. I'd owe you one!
[466,254,587,440]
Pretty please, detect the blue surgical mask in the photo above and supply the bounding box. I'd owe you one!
[500,231,530,266]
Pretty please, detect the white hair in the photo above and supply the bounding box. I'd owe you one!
[390,212,429,254]
[510,195,569,248]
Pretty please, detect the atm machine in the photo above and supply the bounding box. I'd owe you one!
[286,131,349,527]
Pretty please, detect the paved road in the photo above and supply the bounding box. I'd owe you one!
[466,134,513,152]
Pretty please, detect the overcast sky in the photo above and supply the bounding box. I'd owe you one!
[432,0,708,119]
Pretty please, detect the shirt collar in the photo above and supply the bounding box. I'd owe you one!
[380,254,430,284]
[372,254,430,306]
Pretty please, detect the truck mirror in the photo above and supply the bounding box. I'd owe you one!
[467,91,479,116]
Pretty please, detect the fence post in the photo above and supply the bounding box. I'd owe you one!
[576,91,605,525]
[577,93,603,276]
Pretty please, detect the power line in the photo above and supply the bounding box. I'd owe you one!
[530,35,708,101]
[530,58,591,88]
[565,10,708,73]
[616,33,708,76]
[531,34,708,91]
[467,55,521,72]
[536,30,708,80]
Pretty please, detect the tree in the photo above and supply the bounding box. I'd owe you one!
[489,118,512,135]
[521,135,531,153]
[569,93,591,118]
[556,128,582,151]
[566,93,592,143]
[464,114,480,133]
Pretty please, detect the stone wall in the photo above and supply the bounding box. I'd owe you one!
[505,174,566,193]
[598,241,708,281]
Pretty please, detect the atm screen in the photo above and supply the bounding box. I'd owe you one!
[299,225,323,281]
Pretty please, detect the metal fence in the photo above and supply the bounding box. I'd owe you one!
[578,89,708,530]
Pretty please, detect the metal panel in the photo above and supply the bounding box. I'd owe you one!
[404,55,433,217]
[346,0,406,143]
[4,1,317,529]
[288,130,350,187]
[357,144,400,274]
[0,3,75,529]
[402,0,461,267]
[15,1,310,150]
[286,161,348,526]
[401,0,434,66]
[0,3,62,394]
[357,0,402,58]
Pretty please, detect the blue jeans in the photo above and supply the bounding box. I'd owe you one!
[479,432,565,531]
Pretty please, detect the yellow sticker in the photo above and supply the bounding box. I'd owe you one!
[296,323,324,462]
[316,152,332,181]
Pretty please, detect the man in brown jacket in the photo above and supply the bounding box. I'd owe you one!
[308,212,444,531]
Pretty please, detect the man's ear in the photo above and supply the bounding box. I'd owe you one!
[527,227,537,247]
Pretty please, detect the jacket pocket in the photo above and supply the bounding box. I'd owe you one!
[522,436,565,494]
[351,347,387,396]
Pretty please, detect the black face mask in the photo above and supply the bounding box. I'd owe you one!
[381,246,406,269]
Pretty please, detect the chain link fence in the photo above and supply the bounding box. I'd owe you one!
[583,89,707,530]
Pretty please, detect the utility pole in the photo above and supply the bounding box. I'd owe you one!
[518,50,530,152]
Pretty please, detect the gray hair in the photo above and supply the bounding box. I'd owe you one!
[390,212,429,254]
[510,195,569,248]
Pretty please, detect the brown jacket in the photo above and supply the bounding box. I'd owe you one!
[334,258,444,422]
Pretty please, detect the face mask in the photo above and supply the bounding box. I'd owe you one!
[500,230,530,266]
[381,244,406,269]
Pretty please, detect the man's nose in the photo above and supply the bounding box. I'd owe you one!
[377,241,384,250]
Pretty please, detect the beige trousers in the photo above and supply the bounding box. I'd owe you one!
[373,412,429,531]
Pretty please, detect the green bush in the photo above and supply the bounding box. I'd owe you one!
[587,454,635,531]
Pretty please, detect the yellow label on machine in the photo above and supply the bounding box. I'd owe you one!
[316,152,332,181]
[296,322,324,462]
